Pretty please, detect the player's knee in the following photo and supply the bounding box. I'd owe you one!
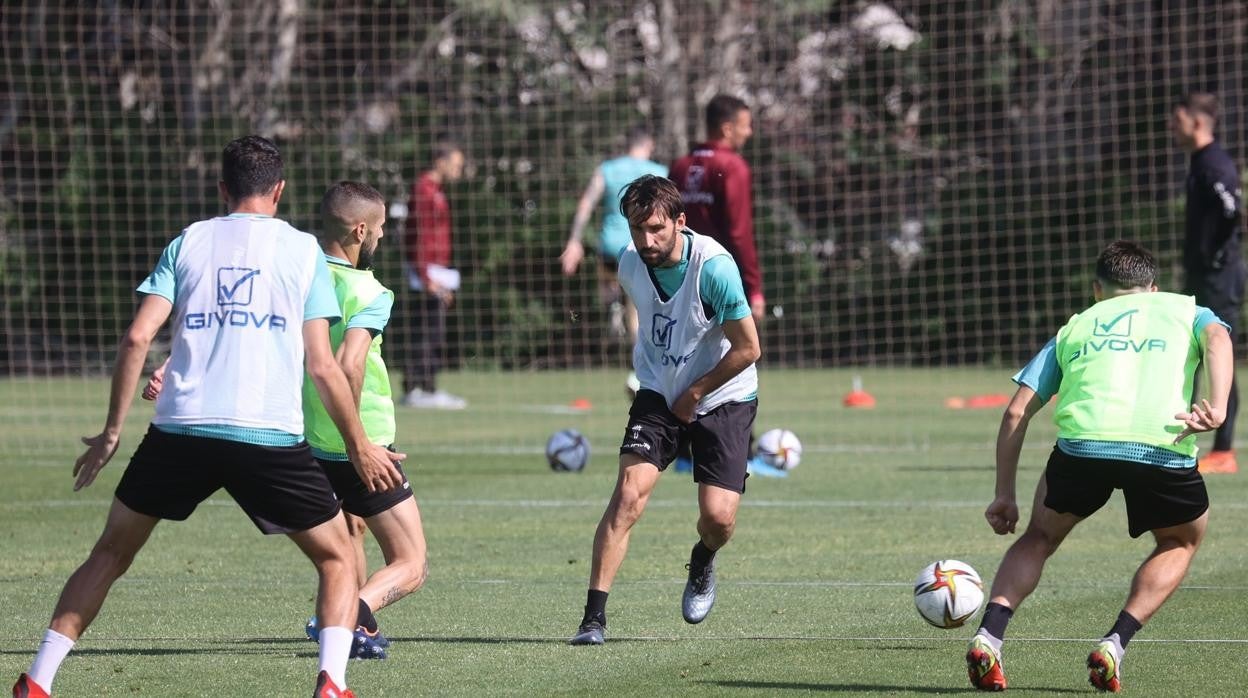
[610,488,648,526]
[1020,526,1063,556]
[88,539,139,577]
[699,510,736,540]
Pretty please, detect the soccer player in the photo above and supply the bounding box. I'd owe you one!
[400,141,467,410]
[145,182,429,660]
[560,126,669,343]
[670,94,765,324]
[11,136,404,698]
[301,182,429,657]
[1172,92,1244,474]
[569,175,760,645]
[965,241,1229,693]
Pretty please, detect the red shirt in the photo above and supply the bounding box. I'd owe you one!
[670,141,762,304]
[405,172,452,285]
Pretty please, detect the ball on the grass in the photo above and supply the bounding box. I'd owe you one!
[913,559,984,628]
[546,428,589,472]
[756,428,803,470]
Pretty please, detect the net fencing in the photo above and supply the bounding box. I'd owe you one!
[1,1,1245,459]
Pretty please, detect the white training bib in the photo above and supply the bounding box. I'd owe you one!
[154,216,321,434]
[619,232,757,414]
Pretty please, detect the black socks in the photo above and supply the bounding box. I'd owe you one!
[357,598,379,633]
[690,541,717,569]
[978,602,1014,641]
[1107,610,1143,648]
[584,589,609,625]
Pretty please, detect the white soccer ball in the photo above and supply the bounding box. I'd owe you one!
[546,428,589,472]
[756,428,803,470]
[913,559,985,628]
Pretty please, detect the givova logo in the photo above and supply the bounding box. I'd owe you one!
[1070,309,1166,361]
[651,313,677,350]
[184,266,287,332]
[217,267,260,306]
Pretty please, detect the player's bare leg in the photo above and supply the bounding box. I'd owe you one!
[1088,511,1208,693]
[571,455,662,645]
[345,512,368,587]
[359,497,428,614]
[683,484,740,624]
[289,513,358,690]
[17,499,159,696]
[987,478,1083,609]
[589,456,663,591]
[969,479,1082,691]
[47,499,159,641]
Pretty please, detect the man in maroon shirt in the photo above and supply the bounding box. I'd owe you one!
[400,142,466,409]
[670,95,764,323]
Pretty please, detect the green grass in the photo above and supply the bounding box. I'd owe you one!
[2,369,1246,696]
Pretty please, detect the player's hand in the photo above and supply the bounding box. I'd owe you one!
[560,240,584,276]
[750,297,765,324]
[671,391,699,424]
[984,495,1018,535]
[73,431,121,491]
[141,364,166,401]
[1174,399,1225,443]
[351,443,407,493]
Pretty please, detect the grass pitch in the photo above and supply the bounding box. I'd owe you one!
[1,368,1245,696]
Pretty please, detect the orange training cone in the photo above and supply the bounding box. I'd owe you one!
[842,375,876,408]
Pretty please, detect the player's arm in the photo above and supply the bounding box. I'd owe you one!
[304,319,403,492]
[74,293,172,490]
[986,385,1047,535]
[671,316,760,423]
[985,337,1059,535]
[561,169,606,276]
[1175,322,1233,441]
[723,161,764,320]
[335,327,374,408]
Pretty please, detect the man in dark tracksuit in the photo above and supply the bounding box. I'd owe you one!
[1173,92,1245,473]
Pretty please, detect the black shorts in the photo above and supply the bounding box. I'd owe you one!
[619,389,757,493]
[1043,446,1209,538]
[317,451,413,518]
[115,426,341,535]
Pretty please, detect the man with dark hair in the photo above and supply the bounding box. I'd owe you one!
[400,141,467,409]
[12,137,404,698]
[569,174,760,646]
[300,181,428,657]
[964,240,1230,693]
[144,181,428,661]
[1172,92,1245,474]
[670,94,764,323]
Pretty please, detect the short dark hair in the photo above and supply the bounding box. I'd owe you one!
[221,136,283,200]
[1095,240,1157,289]
[619,174,683,229]
[319,180,385,241]
[706,94,749,136]
[1178,92,1219,124]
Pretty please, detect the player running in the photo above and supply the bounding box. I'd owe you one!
[12,137,403,698]
[560,126,669,346]
[570,174,760,645]
[965,241,1229,692]
[145,182,429,660]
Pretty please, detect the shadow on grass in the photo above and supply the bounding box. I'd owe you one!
[703,680,1085,694]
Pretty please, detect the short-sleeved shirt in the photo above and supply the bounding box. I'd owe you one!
[650,232,751,325]
[138,213,340,446]
[1014,305,1227,467]
[325,254,393,336]
[598,156,669,260]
